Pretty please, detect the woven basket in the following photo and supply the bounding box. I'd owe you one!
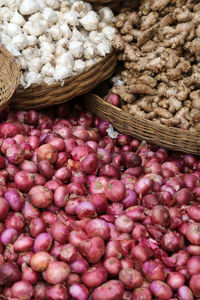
[11,51,117,110]
[83,94,200,155]
[0,45,20,111]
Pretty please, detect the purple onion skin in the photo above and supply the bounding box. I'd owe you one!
[5,190,24,212]
[0,228,18,245]
[33,233,52,253]
[0,262,21,285]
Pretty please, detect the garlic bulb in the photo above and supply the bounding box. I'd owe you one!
[29,12,42,22]
[17,56,28,70]
[83,40,94,59]
[6,44,21,57]
[23,21,46,36]
[71,1,92,18]
[96,40,111,57]
[56,38,68,47]
[7,0,21,11]
[99,7,115,23]
[43,76,55,85]
[36,0,47,11]
[41,62,55,76]
[80,11,99,31]
[56,52,74,67]
[54,65,73,81]
[42,7,58,23]
[73,59,86,73]
[71,27,86,42]
[10,11,26,27]
[24,71,42,88]
[85,59,95,69]
[40,41,55,54]
[69,40,83,58]
[47,24,62,40]
[38,34,52,43]
[19,74,26,87]
[41,53,54,63]
[22,47,40,60]
[0,33,11,45]
[0,7,14,22]
[12,34,27,50]
[26,35,38,46]
[59,23,72,39]
[5,23,21,38]
[89,31,104,44]
[44,0,60,10]
[102,26,116,41]
[19,0,40,16]
[63,11,79,26]
[27,57,43,72]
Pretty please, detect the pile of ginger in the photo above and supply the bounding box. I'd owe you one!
[111,0,200,131]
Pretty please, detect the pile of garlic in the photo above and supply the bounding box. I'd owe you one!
[0,0,116,88]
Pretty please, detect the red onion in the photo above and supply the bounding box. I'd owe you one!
[14,234,33,252]
[85,219,110,240]
[41,211,58,225]
[190,274,200,297]
[143,260,165,282]
[160,231,184,252]
[50,222,69,244]
[79,237,105,264]
[44,261,70,284]
[135,177,153,195]
[104,257,121,275]
[29,185,53,208]
[59,243,77,263]
[67,182,86,195]
[17,251,33,266]
[81,266,107,288]
[89,176,109,194]
[71,145,93,161]
[11,280,34,299]
[21,263,39,284]
[106,93,120,106]
[54,152,69,169]
[5,211,25,233]
[178,286,194,300]
[69,256,88,274]
[34,281,47,300]
[187,245,200,256]
[33,233,52,253]
[99,164,120,179]
[76,201,96,219]
[37,144,57,163]
[46,284,69,300]
[186,223,200,245]
[0,262,21,285]
[0,196,9,220]
[151,205,170,227]
[6,144,24,165]
[115,215,134,233]
[20,160,37,173]
[92,280,124,300]
[0,228,18,245]
[166,272,185,290]
[4,189,24,211]
[104,179,126,202]
[30,251,52,272]
[132,288,152,300]
[187,256,200,276]
[69,283,89,300]
[150,280,172,300]
[88,193,108,214]
[98,121,110,136]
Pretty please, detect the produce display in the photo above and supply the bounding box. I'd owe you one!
[0,101,198,299]
[111,0,200,131]
[0,0,116,87]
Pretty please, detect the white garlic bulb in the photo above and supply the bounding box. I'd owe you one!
[102,26,116,41]
[80,11,99,31]
[23,21,46,36]
[22,47,40,60]
[59,23,72,39]
[42,7,58,23]
[36,0,47,11]
[12,34,27,50]
[0,7,14,22]
[56,52,74,67]
[71,1,92,18]
[10,11,26,27]
[83,40,94,59]
[27,57,43,72]
[96,40,111,56]
[55,45,66,56]
[73,59,86,73]
[40,41,55,54]
[99,7,115,23]
[19,0,40,16]
[85,59,95,69]
[89,31,104,44]
[69,40,83,58]
[54,65,73,81]
[47,24,62,40]
[44,0,60,9]
[5,23,21,38]
[19,74,26,87]
[6,43,21,57]
[24,71,43,88]
[26,35,38,46]
[0,33,11,45]
[43,76,55,85]
[41,62,55,76]
[17,56,28,70]
[63,11,79,26]
[38,34,52,43]
[71,27,86,42]
[7,0,21,12]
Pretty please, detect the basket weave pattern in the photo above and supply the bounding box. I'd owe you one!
[0,46,20,111]
[83,94,200,155]
[11,52,117,110]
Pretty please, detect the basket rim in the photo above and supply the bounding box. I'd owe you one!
[16,51,115,92]
[90,94,200,138]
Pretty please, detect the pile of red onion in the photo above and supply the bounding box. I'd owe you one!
[0,100,200,299]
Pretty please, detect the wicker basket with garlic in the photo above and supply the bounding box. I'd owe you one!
[0,0,117,109]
